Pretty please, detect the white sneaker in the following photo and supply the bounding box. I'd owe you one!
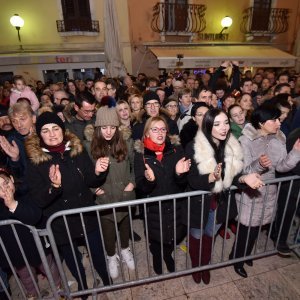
[121,247,135,270]
[107,254,119,279]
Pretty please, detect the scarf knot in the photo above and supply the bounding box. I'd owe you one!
[143,137,165,161]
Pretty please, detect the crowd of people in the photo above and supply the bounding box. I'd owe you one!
[0,61,300,299]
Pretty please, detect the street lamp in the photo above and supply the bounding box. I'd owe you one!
[10,14,24,49]
[220,16,232,34]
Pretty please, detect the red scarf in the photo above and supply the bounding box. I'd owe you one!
[43,142,66,154]
[143,137,165,162]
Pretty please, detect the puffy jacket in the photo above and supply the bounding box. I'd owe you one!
[236,123,300,226]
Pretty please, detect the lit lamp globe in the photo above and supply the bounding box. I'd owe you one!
[10,14,24,29]
[221,16,233,29]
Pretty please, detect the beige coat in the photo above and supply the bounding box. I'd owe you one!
[236,123,300,226]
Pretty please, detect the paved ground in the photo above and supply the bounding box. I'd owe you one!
[10,219,300,300]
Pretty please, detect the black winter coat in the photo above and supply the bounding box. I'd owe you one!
[25,131,107,245]
[179,119,198,150]
[0,195,43,269]
[134,137,187,244]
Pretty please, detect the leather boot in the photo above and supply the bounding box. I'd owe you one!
[188,234,202,283]
[201,235,213,284]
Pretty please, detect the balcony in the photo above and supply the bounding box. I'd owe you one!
[240,7,289,40]
[151,2,206,42]
[56,19,99,36]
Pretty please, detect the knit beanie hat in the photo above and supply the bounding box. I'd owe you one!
[143,91,160,107]
[36,111,65,137]
[95,106,120,127]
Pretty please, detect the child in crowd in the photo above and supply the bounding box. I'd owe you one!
[9,75,40,112]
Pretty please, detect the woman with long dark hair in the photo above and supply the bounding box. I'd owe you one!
[185,108,263,284]
[88,106,136,280]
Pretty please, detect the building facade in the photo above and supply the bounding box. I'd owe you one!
[0,0,299,84]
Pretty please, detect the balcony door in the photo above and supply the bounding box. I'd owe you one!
[61,0,92,31]
[164,0,188,32]
[251,0,272,31]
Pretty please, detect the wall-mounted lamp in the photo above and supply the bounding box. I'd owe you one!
[199,16,233,41]
[220,16,232,34]
[10,14,24,50]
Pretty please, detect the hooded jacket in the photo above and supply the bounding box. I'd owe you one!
[134,135,187,244]
[25,131,107,245]
[236,123,300,226]
[185,130,244,228]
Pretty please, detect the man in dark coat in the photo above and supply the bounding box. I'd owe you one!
[132,91,179,140]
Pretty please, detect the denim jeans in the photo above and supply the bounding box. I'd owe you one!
[190,209,222,238]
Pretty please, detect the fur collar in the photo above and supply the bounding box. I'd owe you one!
[134,135,180,154]
[25,130,83,165]
[194,130,243,193]
[242,123,286,144]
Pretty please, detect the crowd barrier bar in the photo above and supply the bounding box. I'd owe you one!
[0,175,299,299]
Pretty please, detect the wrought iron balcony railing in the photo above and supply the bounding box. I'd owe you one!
[240,7,289,35]
[151,2,206,34]
[56,20,99,32]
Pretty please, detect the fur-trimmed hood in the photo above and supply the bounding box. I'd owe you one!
[25,130,83,165]
[194,130,243,193]
[83,124,132,142]
[241,123,286,145]
[134,135,180,154]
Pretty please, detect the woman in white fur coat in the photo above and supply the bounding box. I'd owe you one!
[185,108,263,285]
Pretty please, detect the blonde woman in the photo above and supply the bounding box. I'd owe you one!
[128,94,143,119]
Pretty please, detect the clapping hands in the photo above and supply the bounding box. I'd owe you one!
[243,173,264,189]
[95,157,109,175]
[144,164,155,182]
[175,157,191,175]
[0,177,16,210]
[0,136,20,161]
[49,164,61,187]
[259,154,272,168]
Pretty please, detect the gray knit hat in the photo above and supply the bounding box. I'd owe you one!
[95,106,120,127]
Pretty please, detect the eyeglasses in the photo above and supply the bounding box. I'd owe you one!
[150,127,167,133]
[145,102,160,108]
[166,104,178,109]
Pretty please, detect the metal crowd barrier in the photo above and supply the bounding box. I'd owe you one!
[0,175,299,299]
